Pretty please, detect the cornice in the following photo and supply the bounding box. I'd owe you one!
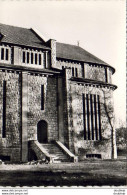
[70,77,117,90]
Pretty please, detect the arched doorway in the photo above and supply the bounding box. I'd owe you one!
[37,120,48,143]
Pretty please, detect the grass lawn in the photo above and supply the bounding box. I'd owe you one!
[0,159,126,187]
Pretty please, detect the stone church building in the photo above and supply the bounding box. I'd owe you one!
[0,23,117,163]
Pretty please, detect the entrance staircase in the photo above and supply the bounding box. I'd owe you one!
[41,143,70,162]
[29,140,78,163]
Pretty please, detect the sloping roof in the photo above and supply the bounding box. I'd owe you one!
[0,23,50,49]
[0,23,115,72]
[56,42,109,66]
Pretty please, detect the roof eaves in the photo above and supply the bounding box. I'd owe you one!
[56,56,115,74]
[0,63,61,75]
[0,33,5,41]
[0,41,51,50]
[70,77,117,90]
[56,42,115,74]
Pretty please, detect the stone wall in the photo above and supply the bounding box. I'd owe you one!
[29,140,47,160]
[50,39,56,67]
[0,44,51,70]
[0,69,21,162]
[63,69,115,159]
[107,67,112,84]
[27,73,58,142]
[56,60,83,77]
[84,63,106,82]
[56,60,113,84]
[0,67,59,162]
[84,63,113,84]
[0,46,115,162]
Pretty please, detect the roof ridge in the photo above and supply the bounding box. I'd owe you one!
[56,41,109,66]
[57,41,78,48]
[0,23,50,49]
[31,28,49,42]
[0,23,30,30]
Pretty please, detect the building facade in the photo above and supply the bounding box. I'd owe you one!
[0,23,117,163]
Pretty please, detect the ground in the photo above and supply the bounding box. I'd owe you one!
[0,159,126,187]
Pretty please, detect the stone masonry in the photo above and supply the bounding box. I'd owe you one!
[0,23,117,162]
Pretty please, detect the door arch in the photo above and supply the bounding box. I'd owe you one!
[37,120,48,143]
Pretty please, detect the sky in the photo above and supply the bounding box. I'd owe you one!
[0,0,126,127]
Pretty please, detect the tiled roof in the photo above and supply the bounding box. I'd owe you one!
[0,23,50,49]
[56,42,109,66]
[0,23,114,71]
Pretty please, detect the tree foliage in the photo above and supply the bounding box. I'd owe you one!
[116,127,127,148]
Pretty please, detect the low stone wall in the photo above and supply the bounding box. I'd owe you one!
[55,141,78,162]
[29,140,53,163]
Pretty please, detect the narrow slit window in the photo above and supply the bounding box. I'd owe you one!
[39,54,41,65]
[43,53,46,68]
[83,93,101,141]
[6,49,9,61]
[94,95,98,140]
[105,68,108,83]
[82,65,85,78]
[75,68,78,77]
[97,95,102,140]
[72,67,74,77]
[86,94,90,140]
[90,95,94,140]
[31,53,33,64]
[35,53,37,64]
[2,80,6,138]
[41,85,44,110]
[27,52,29,64]
[1,48,4,60]
[82,94,86,140]
[23,51,25,63]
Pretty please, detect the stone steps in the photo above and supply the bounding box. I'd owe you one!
[41,143,70,162]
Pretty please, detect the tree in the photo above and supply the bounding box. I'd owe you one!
[116,127,126,149]
[101,88,117,159]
